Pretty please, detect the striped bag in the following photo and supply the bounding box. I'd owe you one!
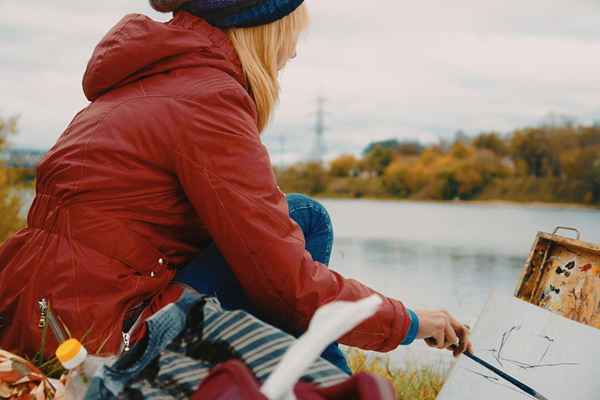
[85,287,348,399]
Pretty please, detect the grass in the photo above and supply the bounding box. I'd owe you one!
[29,320,65,379]
[346,348,448,400]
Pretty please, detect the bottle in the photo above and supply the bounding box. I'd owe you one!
[40,300,110,399]
[56,338,93,400]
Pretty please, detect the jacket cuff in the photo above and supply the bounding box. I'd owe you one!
[374,298,411,352]
[400,309,420,345]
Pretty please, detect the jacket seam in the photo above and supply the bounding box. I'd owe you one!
[170,88,259,152]
[171,134,294,237]
[199,166,308,326]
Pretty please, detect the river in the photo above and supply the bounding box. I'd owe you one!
[17,191,600,369]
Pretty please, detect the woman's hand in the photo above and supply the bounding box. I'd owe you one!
[414,309,474,357]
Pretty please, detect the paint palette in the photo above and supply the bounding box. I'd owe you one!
[515,227,600,330]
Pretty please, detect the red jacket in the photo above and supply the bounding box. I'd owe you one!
[0,12,410,358]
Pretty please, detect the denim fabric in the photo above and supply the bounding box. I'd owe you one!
[86,288,204,399]
[287,194,334,266]
[175,193,351,374]
[85,287,348,399]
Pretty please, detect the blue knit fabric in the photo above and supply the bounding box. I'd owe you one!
[181,0,304,28]
[186,0,258,12]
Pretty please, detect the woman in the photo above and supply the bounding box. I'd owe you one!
[0,0,471,371]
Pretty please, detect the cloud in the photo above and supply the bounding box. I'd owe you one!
[2,0,599,163]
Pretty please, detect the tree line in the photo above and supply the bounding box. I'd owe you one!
[2,117,599,244]
[276,124,600,205]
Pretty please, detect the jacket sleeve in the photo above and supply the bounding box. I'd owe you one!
[172,88,410,352]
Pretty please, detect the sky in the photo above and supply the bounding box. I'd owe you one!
[2,0,600,163]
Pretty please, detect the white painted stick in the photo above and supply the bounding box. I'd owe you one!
[261,295,383,400]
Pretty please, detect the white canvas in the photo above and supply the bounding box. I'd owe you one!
[437,293,600,400]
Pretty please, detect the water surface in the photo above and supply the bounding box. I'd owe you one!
[323,199,600,368]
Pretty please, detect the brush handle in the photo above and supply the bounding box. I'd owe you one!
[463,351,547,399]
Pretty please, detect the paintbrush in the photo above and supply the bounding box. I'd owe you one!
[462,350,550,400]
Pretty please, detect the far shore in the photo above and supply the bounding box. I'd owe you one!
[15,186,600,213]
[315,195,600,212]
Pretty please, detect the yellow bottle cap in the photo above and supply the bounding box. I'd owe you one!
[56,338,88,369]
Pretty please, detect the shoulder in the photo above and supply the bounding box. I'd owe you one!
[179,69,256,117]
[184,67,247,98]
[171,70,259,132]
[92,68,257,132]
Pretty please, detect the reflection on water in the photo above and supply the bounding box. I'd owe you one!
[331,237,523,368]
[323,199,600,368]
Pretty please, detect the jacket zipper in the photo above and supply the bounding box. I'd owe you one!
[38,298,48,328]
[120,308,145,353]
[122,332,131,352]
[38,298,68,343]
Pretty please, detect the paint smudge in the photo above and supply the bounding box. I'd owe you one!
[579,263,592,273]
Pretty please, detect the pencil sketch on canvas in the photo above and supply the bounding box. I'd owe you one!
[438,294,600,400]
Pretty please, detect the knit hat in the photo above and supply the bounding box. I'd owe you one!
[151,0,305,28]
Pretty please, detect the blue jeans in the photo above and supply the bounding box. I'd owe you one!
[175,193,351,374]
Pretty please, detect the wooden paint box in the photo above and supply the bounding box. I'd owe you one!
[515,226,600,330]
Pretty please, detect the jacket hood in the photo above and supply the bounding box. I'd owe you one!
[83,12,246,101]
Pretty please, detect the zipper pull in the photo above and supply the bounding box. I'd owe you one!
[122,332,131,352]
[38,298,48,329]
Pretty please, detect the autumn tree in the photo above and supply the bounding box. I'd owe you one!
[473,131,509,156]
[276,162,329,195]
[361,145,394,177]
[585,159,600,202]
[383,159,415,198]
[329,154,359,177]
[0,115,24,243]
[363,139,424,156]
[510,128,561,177]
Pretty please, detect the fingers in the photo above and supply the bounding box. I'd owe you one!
[451,321,467,356]
[415,309,474,355]
[461,321,474,354]
[444,322,458,350]
[446,314,472,356]
[434,326,446,349]
[426,323,456,350]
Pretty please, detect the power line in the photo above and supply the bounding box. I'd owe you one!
[309,96,327,163]
[278,133,286,168]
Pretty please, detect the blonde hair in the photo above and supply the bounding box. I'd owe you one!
[149,0,309,132]
[226,4,309,132]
